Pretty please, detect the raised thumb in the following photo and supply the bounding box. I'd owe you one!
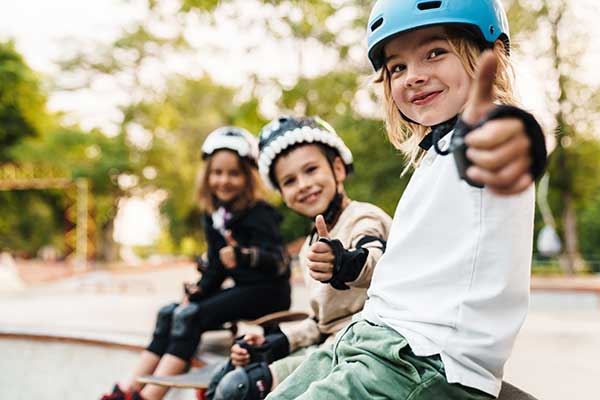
[315,215,330,239]
[224,230,238,246]
[462,50,498,125]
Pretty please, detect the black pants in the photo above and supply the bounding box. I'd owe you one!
[147,282,291,360]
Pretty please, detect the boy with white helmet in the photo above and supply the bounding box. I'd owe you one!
[207,116,392,400]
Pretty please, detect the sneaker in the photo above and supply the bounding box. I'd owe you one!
[100,384,125,400]
[126,391,145,400]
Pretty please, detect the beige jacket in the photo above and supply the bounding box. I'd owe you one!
[281,201,392,352]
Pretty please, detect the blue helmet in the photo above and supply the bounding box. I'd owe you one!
[367,0,510,71]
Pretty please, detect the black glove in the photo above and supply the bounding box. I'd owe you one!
[435,105,547,188]
[235,330,290,365]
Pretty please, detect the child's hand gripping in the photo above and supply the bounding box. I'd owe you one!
[307,215,335,283]
[461,50,535,195]
[219,230,238,269]
[182,282,202,304]
[230,333,266,367]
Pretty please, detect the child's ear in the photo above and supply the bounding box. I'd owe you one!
[332,156,347,183]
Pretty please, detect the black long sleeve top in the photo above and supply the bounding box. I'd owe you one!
[197,201,291,296]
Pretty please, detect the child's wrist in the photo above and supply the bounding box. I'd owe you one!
[456,105,547,182]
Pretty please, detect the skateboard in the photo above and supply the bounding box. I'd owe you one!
[243,310,308,330]
[137,310,309,390]
[138,362,221,389]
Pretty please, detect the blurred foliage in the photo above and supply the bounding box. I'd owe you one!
[0,41,58,255]
[125,75,268,246]
[0,190,64,255]
[521,0,600,273]
[12,127,136,256]
[0,41,48,161]
[2,0,600,271]
[578,189,600,273]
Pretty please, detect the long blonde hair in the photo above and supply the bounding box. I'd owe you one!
[195,150,268,213]
[376,27,517,173]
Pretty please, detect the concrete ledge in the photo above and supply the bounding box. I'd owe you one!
[0,326,147,352]
[531,276,600,293]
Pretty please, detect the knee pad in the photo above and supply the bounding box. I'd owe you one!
[213,362,273,400]
[205,360,235,400]
[171,302,201,339]
[153,303,178,336]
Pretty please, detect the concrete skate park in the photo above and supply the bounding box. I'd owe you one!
[1,256,599,400]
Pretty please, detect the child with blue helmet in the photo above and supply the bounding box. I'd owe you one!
[267,1,547,399]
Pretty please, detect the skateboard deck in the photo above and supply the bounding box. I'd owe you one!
[242,310,309,327]
[137,310,309,389]
[138,362,220,389]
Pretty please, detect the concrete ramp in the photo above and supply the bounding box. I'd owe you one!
[0,330,200,400]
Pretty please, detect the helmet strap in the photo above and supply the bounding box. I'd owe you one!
[417,115,459,151]
[307,191,344,242]
[324,190,344,226]
[322,153,348,228]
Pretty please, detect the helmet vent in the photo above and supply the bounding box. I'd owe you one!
[417,1,442,11]
[370,17,384,32]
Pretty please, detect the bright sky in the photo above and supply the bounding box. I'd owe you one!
[0,0,137,73]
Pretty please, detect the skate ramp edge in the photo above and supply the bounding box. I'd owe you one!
[0,327,199,400]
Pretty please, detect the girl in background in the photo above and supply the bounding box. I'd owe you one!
[101,126,291,400]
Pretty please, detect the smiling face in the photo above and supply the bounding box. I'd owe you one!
[207,150,247,204]
[383,26,472,126]
[273,144,346,218]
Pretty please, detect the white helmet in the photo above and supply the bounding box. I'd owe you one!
[258,116,354,189]
[201,126,259,165]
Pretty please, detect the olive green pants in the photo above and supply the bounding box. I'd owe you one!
[271,343,332,384]
[266,319,493,400]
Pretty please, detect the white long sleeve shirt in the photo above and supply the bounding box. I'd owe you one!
[363,133,535,397]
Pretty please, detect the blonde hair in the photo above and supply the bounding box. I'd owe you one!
[376,27,517,173]
[195,150,269,213]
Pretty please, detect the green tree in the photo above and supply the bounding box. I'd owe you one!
[540,1,599,273]
[506,0,600,273]
[128,76,266,247]
[579,188,600,273]
[0,40,48,161]
[0,40,58,256]
[10,126,136,260]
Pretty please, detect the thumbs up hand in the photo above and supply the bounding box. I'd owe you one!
[461,50,533,195]
[219,230,239,269]
[307,215,335,282]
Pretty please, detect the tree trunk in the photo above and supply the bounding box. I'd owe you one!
[98,219,119,263]
[559,192,583,274]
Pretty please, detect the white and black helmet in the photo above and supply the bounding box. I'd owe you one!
[258,116,354,189]
[201,126,259,165]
